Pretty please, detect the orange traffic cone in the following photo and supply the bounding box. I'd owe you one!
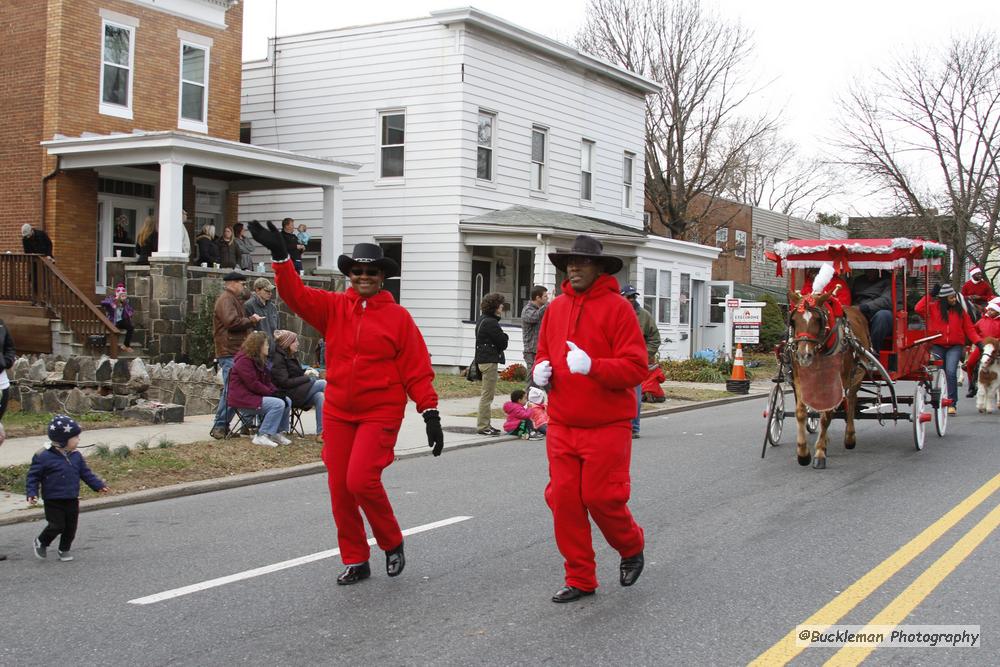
[726,343,750,394]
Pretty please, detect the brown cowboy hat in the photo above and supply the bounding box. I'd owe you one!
[548,234,624,274]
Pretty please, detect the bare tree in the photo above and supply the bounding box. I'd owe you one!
[578,0,777,239]
[835,33,1000,284]
[722,128,842,219]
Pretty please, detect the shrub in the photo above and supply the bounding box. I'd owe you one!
[499,363,528,382]
[185,281,222,367]
[661,356,749,383]
[757,294,786,352]
[93,444,111,458]
[112,445,131,459]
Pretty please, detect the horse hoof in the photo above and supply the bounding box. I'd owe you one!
[797,454,811,466]
[845,441,856,450]
[813,457,827,470]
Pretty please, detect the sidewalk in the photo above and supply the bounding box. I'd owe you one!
[0,381,773,520]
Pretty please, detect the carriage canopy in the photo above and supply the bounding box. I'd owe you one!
[766,238,947,276]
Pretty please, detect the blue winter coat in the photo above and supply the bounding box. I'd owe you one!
[25,447,106,500]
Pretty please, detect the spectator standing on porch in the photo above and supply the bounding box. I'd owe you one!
[195,224,220,267]
[21,224,53,258]
[234,222,255,271]
[217,226,240,269]
[521,285,549,374]
[210,271,263,439]
[281,218,305,272]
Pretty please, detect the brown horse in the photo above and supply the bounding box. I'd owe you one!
[787,291,870,469]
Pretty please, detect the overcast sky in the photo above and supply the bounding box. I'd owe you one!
[242,0,1000,219]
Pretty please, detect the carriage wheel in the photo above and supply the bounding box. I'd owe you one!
[912,384,928,451]
[932,368,948,437]
[765,384,785,446]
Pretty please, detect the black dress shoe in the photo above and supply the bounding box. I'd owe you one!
[336,562,371,585]
[551,586,595,603]
[386,543,405,577]
[620,551,644,586]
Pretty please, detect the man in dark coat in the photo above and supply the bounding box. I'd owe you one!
[21,224,53,257]
[281,218,305,272]
[210,272,263,439]
[851,269,898,353]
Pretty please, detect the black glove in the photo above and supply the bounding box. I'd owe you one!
[422,409,444,456]
[248,220,289,262]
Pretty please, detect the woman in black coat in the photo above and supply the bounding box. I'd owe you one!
[270,330,326,441]
[475,292,509,435]
[0,318,16,421]
[194,224,220,267]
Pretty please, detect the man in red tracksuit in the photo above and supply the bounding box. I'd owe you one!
[533,235,648,603]
[961,267,996,308]
[250,221,444,586]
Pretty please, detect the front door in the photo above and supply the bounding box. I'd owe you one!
[691,279,705,352]
[470,259,492,321]
[96,196,155,292]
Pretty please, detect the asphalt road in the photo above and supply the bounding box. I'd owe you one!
[1,390,998,666]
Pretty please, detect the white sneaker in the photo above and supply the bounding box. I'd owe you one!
[252,434,279,447]
[274,434,292,445]
[57,550,74,562]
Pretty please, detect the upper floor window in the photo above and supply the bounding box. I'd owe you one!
[716,227,728,246]
[179,42,209,132]
[100,20,135,119]
[623,152,634,209]
[379,111,405,179]
[477,111,495,181]
[735,230,747,258]
[531,126,547,191]
[580,140,595,201]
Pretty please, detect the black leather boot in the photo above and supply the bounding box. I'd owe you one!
[620,551,644,586]
[551,586,595,603]
[336,562,371,585]
[386,543,405,577]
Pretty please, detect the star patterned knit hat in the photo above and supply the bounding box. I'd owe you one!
[48,415,82,446]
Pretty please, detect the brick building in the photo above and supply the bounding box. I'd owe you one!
[0,0,355,298]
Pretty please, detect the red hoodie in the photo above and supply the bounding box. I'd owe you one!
[272,260,437,422]
[914,295,981,347]
[536,274,648,427]
[974,314,1000,339]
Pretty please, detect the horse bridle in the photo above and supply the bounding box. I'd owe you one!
[791,296,842,355]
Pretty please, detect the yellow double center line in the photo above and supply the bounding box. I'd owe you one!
[750,471,1000,666]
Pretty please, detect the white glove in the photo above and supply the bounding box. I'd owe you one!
[533,360,552,386]
[566,341,591,375]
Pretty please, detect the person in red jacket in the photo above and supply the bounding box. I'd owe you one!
[249,221,443,586]
[532,235,648,603]
[961,267,996,308]
[915,284,982,413]
[963,300,1000,398]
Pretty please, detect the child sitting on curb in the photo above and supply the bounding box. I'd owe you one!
[26,415,111,562]
[527,387,549,435]
[503,389,544,440]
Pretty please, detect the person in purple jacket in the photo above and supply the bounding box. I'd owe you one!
[227,331,292,447]
[26,416,110,562]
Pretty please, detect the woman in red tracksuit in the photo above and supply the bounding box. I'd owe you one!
[915,284,981,413]
[249,222,443,586]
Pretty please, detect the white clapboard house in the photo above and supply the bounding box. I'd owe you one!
[240,8,721,367]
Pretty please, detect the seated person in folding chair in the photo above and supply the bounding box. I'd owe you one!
[271,329,326,442]
[227,331,293,448]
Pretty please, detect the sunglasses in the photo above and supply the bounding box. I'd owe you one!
[349,267,381,277]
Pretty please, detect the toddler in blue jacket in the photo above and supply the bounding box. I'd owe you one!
[26,416,110,561]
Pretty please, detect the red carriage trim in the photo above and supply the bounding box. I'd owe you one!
[768,238,947,276]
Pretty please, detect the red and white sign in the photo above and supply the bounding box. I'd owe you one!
[726,298,741,308]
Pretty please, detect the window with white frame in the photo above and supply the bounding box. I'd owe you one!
[715,227,728,247]
[679,273,691,324]
[643,268,656,314]
[179,42,209,130]
[735,230,747,258]
[531,126,547,191]
[100,20,135,117]
[657,270,672,324]
[477,111,495,181]
[379,111,405,179]
[622,152,635,209]
[580,140,595,201]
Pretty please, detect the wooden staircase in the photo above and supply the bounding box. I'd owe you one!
[0,254,121,358]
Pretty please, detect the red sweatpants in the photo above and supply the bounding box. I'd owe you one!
[544,422,645,591]
[965,345,980,377]
[321,418,403,565]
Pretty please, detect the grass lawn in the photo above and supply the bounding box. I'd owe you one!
[433,374,525,400]
[745,351,779,381]
[0,435,324,498]
[1,410,141,439]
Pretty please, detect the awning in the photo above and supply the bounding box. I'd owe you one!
[460,205,647,244]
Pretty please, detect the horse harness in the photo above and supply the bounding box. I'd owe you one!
[791,295,848,357]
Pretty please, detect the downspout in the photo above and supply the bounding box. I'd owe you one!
[40,157,60,231]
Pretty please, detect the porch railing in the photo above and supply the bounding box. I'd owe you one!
[0,253,120,357]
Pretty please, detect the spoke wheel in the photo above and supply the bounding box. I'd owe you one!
[912,384,927,451]
[933,369,948,437]
[766,384,785,446]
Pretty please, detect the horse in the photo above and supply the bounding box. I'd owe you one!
[976,337,1000,414]
[787,291,871,469]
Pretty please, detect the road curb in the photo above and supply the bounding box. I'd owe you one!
[0,390,770,527]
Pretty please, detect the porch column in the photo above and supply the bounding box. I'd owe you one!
[152,160,188,260]
[534,234,548,287]
[320,183,343,269]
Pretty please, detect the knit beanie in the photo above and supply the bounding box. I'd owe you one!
[528,387,547,404]
[273,329,297,350]
[937,284,956,298]
[48,415,82,447]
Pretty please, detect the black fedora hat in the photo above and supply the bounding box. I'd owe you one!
[548,235,624,274]
[222,271,247,282]
[337,243,400,278]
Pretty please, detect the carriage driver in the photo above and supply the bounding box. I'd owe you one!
[851,269,899,353]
